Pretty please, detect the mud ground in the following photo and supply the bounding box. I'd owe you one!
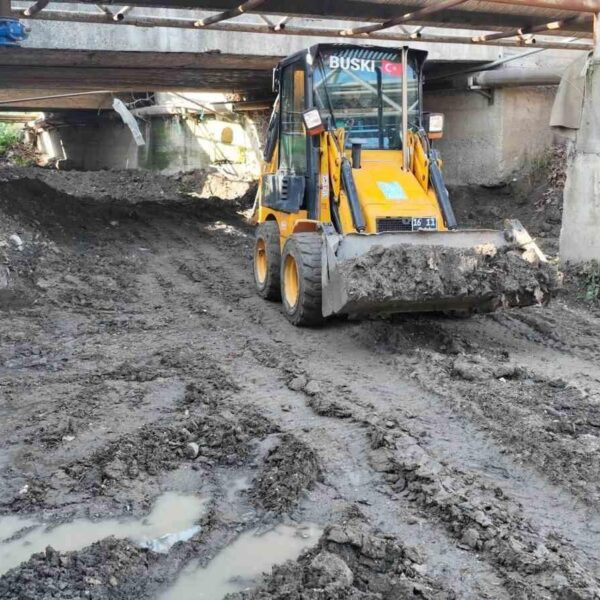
[0,160,599,600]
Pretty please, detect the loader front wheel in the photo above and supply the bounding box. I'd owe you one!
[281,233,323,327]
[254,221,281,301]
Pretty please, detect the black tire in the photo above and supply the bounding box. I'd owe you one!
[280,233,323,327]
[254,221,281,301]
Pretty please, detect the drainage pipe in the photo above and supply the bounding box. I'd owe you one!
[470,66,563,87]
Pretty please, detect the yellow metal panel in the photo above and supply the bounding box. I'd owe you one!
[348,150,445,233]
[318,133,332,224]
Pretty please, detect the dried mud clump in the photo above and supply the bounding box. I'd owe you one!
[253,434,322,513]
[66,409,277,493]
[339,244,559,311]
[366,421,600,598]
[228,521,453,600]
[0,540,160,600]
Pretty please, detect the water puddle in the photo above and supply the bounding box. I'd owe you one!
[162,523,322,600]
[0,492,208,575]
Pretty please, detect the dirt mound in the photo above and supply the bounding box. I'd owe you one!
[65,408,277,497]
[0,540,161,600]
[253,434,322,513]
[339,244,558,313]
[0,171,252,311]
[450,144,567,255]
[227,521,454,600]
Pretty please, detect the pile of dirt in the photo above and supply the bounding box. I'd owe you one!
[450,144,567,255]
[66,408,277,497]
[228,521,454,600]
[0,540,161,600]
[253,433,322,513]
[0,166,256,207]
[0,170,253,311]
[339,244,558,313]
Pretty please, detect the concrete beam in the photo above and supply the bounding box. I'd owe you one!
[0,47,277,92]
[559,53,600,263]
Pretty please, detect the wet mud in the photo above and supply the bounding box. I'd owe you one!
[339,244,558,312]
[1,165,599,599]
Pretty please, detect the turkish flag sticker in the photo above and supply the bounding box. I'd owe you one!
[381,60,403,78]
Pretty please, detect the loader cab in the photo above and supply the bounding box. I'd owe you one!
[312,46,426,151]
[262,44,430,231]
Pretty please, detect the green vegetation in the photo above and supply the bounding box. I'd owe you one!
[580,260,600,304]
[0,123,21,155]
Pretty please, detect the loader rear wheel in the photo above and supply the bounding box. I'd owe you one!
[254,221,281,301]
[281,233,323,327]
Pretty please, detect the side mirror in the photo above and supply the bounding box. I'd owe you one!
[272,67,280,93]
[302,108,325,136]
[425,112,444,140]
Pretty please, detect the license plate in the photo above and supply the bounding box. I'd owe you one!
[412,217,437,231]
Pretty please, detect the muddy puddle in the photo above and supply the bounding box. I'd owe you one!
[162,523,322,600]
[0,492,207,575]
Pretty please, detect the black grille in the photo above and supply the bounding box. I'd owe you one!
[377,218,413,233]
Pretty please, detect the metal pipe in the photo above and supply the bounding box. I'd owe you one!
[471,66,563,87]
[274,16,289,31]
[13,9,593,50]
[22,0,50,17]
[402,47,409,172]
[0,89,111,106]
[259,14,274,28]
[95,4,113,16]
[340,0,469,36]
[114,6,132,21]
[194,0,266,28]
[484,0,600,12]
[428,36,581,82]
[411,25,425,39]
[472,15,586,42]
[595,11,600,58]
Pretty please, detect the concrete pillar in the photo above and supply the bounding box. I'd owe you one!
[0,0,11,17]
[559,30,600,264]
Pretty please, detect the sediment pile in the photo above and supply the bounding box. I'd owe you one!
[339,244,559,313]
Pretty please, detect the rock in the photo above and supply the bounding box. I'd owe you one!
[404,545,425,565]
[102,458,127,480]
[309,551,353,588]
[461,527,480,549]
[287,375,307,392]
[304,380,322,396]
[36,278,51,290]
[9,234,23,250]
[452,359,489,381]
[472,509,493,528]
[185,442,200,459]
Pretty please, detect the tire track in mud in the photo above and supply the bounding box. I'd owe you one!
[166,247,599,598]
[180,230,600,598]
[355,310,600,508]
[2,174,600,599]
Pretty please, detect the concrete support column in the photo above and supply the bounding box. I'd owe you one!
[559,21,600,264]
[0,0,11,17]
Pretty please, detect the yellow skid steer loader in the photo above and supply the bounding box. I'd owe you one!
[252,44,553,326]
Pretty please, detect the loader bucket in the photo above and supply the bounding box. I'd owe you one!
[321,220,558,318]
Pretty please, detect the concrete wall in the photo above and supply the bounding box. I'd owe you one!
[37,112,263,176]
[425,86,556,186]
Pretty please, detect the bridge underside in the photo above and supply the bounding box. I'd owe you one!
[48,0,595,37]
[0,48,277,93]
